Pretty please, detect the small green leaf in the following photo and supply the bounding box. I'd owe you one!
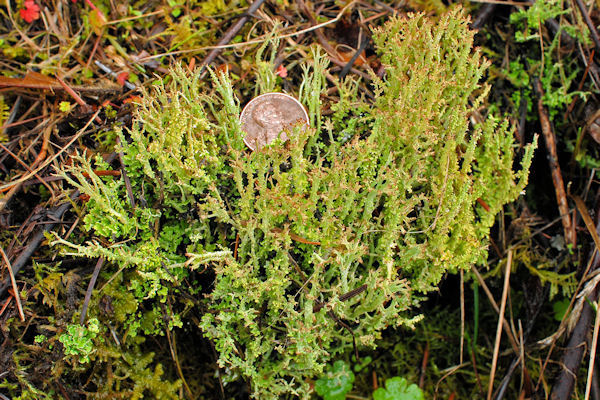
[553,299,570,322]
[315,360,355,400]
[373,377,424,400]
[59,101,72,113]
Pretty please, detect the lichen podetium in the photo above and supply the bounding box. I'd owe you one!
[55,7,535,399]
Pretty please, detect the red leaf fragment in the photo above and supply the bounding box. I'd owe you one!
[123,95,142,104]
[20,0,40,23]
[276,64,288,78]
[116,72,129,86]
[476,197,490,212]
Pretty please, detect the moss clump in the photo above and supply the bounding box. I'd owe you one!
[55,8,535,399]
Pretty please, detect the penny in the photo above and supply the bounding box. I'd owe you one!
[240,93,309,151]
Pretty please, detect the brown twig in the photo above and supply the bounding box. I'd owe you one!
[234,233,240,260]
[56,75,103,124]
[296,0,340,60]
[295,0,370,81]
[198,0,268,76]
[565,50,594,119]
[471,4,497,30]
[548,194,600,399]
[340,35,369,79]
[0,295,13,318]
[0,141,56,200]
[533,78,575,246]
[313,284,367,313]
[0,126,53,212]
[0,200,73,298]
[0,246,25,321]
[79,257,105,325]
[550,286,599,399]
[81,170,122,178]
[0,108,101,192]
[574,0,600,55]
[163,303,194,399]
[0,154,116,298]
[419,342,430,388]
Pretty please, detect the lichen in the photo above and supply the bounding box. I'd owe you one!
[54,8,535,398]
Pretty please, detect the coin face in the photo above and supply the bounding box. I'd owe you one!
[240,93,309,151]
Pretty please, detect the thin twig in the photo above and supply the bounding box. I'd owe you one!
[0,152,117,297]
[0,108,101,192]
[164,304,194,399]
[199,0,268,76]
[79,257,105,325]
[0,142,55,196]
[0,201,72,297]
[471,4,497,30]
[140,2,356,63]
[534,78,575,245]
[585,301,600,400]
[547,193,600,398]
[340,35,370,79]
[487,250,513,400]
[471,266,520,354]
[574,0,600,55]
[0,126,52,212]
[0,246,24,321]
[419,342,429,388]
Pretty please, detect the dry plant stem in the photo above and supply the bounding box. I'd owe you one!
[534,78,575,246]
[471,3,497,30]
[0,127,51,212]
[0,296,13,318]
[419,342,429,388]
[471,266,520,353]
[0,108,101,192]
[198,0,267,76]
[573,195,600,251]
[296,0,339,59]
[574,0,600,54]
[0,246,24,321]
[585,302,600,400]
[0,149,117,297]
[0,200,73,298]
[487,250,513,400]
[566,50,594,119]
[340,35,370,79]
[164,315,194,399]
[56,75,103,124]
[0,142,55,197]
[79,257,105,325]
[551,290,599,399]
[295,0,369,81]
[549,194,600,399]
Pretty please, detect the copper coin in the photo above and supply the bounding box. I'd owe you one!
[240,93,309,151]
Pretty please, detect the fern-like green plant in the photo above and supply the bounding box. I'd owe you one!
[54,8,535,399]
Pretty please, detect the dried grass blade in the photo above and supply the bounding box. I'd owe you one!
[0,246,25,321]
[487,250,513,400]
[584,301,600,400]
[572,195,600,253]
